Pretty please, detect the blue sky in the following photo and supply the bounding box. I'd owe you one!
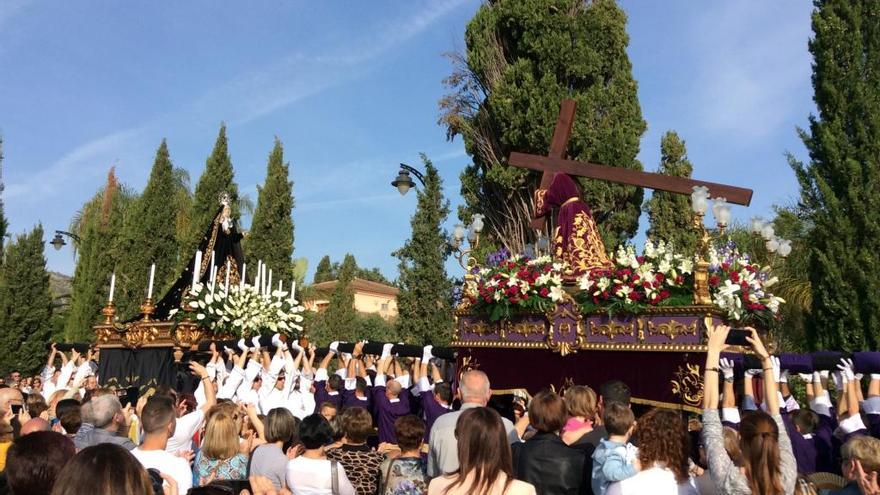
[0,0,814,283]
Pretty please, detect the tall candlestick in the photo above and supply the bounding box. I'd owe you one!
[147,263,156,299]
[290,280,296,303]
[192,250,202,288]
[210,264,217,292]
[267,269,273,296]
[278,280,283,293]
[210,250,216,282]
[261,264,267,295]
[109,273,116,303]
[240,263,247,290]
[224,260,231,294]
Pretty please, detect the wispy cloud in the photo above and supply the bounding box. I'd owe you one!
[10,0,470,205]
[5,127,145,200]
[688,2,813,140]
[195,0,472,125]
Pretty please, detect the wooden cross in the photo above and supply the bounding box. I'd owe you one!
[513,99,753,231]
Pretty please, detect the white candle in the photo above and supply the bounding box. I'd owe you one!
[255,261,262,290]
[147,263,156,299]
[210,250,216,273]
[267,269,273,296]
[210,264,217,292]
[224,259,231,294]
[240,263,247,289]
[109,273,116,303]
[262,264,267,295]
[192,250,202,288]
[278,280,283,293]
[290,280,296,303]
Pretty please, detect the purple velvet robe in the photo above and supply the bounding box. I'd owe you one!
[373,385,411,444]
[312,381,343,414]
[535,173,611,275]
[341,387,372,412]
[420,391,451,442]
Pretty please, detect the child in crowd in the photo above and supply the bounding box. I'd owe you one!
[591,401,640,495]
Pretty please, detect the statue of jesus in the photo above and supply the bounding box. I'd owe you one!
[534,172,612,275]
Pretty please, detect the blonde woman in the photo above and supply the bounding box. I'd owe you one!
[561,385,597,445]
[194,410,248,485]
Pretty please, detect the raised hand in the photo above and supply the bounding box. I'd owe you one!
[189,361,209,379]
[719,357,735,381]
[744,327,769,360]
[706,324,730,353]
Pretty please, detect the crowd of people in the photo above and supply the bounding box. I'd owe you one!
[0,329,878,495]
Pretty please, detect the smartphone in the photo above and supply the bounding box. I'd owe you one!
[725,328,751,346]
[10,404,22,415]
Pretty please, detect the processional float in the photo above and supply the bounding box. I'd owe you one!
[449,99,783,412]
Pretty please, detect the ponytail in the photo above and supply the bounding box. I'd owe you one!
[740,412,784,495]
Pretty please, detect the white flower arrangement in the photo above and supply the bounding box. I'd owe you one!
[179,282,305,338]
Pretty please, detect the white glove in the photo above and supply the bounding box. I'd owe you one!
[271,333,282,347]
[289,339,302,352]
[237,338,249,352]
[719,357,735,381]
[381,343,394,359]
[329,341,340,354]
[871,374,880,381]
[422,345,434,363]
[837,358,856,382]
[819,370,830,380]
[770,356,782,383]
[779,369,789,384]
[745,367,762,377]
[251,336,262,351]
[798,373,812,383]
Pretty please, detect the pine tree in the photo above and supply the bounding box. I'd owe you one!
[440,0,646,252]
[115,140,180,318]
[185,124,239,262]
[246,138,294,283]
[0,225,54,375]
[65,169,133,340]
[644,131,698,252]
[313,256,333,284]
[394,156,453,345]
[791,0,880,351]
[0,136,7,257]
[322,253,358,342]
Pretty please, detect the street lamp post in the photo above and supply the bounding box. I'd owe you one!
[51,230,81,251]
[391,163,426,196]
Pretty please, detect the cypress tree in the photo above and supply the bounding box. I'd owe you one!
[791,0,880,351]
[322,253,358,342]
[185,124,239,261]
[313,255,333,284]
[0,225,53,375]
[246,138,294,282]
[0,136,7,257]
[440,0,646,251]
[394,156,453,345]
[65,169,133,340]
[644,131,698,253]
[115,140,180,318]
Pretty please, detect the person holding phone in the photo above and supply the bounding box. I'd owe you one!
[701,325,796,495]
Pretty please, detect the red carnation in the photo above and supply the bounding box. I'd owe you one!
[540,287,550,297]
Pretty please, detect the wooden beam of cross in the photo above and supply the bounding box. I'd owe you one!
[516,99,753,230]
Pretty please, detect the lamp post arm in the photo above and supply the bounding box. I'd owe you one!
[56,230,82,243]
[400,164,426,187]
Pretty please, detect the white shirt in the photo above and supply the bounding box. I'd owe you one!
[286,456,356,495]
[165,409,204,453]
[131,447,193,494]
[605,466,698,495]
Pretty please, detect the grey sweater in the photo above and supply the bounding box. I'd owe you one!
[701,409,797,495]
